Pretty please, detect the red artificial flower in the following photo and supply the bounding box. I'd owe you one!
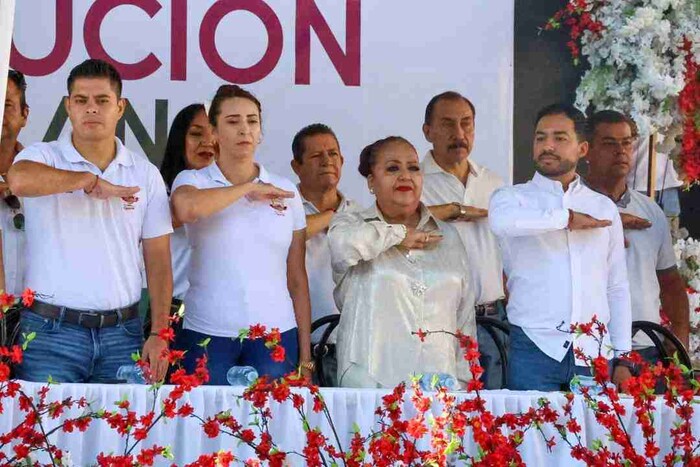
[157,327,175,342]
[21,288,35,308]
[249,324,266,340]
[270,345,285,363]
[177,403,194,417]
[203,419,221,438]
[240,428,256,444]
[0,293,14,309]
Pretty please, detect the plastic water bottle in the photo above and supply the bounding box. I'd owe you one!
[116,365,147,384]
[570,375,610,396]
[419,373,460,391]
[226,366,258,386]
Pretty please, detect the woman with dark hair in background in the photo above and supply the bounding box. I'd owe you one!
[160,104,217,301]
[171,85,312,384]
[148,104,215,335]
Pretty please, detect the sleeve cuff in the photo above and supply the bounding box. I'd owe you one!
[555,208,571,229]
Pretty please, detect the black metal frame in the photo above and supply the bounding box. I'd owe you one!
[631,320,692,372]
[310,315,341,387]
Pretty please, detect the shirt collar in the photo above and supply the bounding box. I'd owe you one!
[59,133,135,167]
[298,186,349,214]
[422,150,481,178]
[360,202,440,231]
[580,178,632,207]
[206,162,269,186]
[531,171,582,195]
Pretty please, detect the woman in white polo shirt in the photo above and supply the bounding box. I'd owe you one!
[171,85,312,385]
[158,104,216,323]
[328,136,476,388]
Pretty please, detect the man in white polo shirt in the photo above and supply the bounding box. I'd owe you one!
[291,123,362,386]
[7,59,173,383]
[583,110,689,367]
[420,91,506,389]
[489,103,632,391]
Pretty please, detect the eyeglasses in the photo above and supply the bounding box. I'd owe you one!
[3,195,24,231]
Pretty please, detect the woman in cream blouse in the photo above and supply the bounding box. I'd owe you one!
[328,136,476,388]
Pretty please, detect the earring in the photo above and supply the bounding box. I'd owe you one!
[369,187,375,194]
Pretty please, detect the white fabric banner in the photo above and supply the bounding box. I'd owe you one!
[0,0,16,131]
[0,382,692,466]
[11,1,513,206]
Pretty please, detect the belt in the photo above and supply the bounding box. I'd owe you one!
[475,299,505,317]
[30,300,139,329]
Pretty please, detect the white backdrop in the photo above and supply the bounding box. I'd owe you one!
[0,0,16,130]
[10,0,513,206]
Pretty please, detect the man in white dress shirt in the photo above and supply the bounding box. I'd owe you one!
[291,123,361,386]
[489,103,633,391]
[420,91,506,389]
[583,110,689,368]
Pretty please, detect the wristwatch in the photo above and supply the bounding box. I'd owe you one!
[451,202,467,220]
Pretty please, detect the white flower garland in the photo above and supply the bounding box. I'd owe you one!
[574,0,700,141]
[673,236,700,365]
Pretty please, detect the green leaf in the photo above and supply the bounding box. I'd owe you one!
[198,337,211,348]
[131,351,141,362]
[162,446,174,460]
[21,331,36,350]
[592,439,603,451]
[237,328,249,343]
[352,422,361,433]
[445,434,460,455]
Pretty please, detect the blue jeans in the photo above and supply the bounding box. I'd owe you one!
[507,325,607,391]
[14,309,144,383]
[175,327,299,385]
[477,301,508,389]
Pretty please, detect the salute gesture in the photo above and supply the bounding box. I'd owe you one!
[620,213,652,230]
[567,210,612,230]
[399,227,443,250]
[245,181,295,202]
[83,174,140,200]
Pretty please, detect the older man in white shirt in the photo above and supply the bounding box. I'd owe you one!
[583,110,689,369]
[489,103,633,391]
[420,91,506,389]
[291,123,362,386]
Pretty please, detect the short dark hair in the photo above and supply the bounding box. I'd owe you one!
[358,136,416,178]
[208,84,261,127]
[291,123,339,164]
[424,91,476,125]
[7,69,28,110]
[67,59,122,97]
[534,103,587,141]
[160,103,206,191]
[586,110,638,141]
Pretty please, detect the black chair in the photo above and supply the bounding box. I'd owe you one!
[310,315,340,387]
[0,305,21,348]
[475,316,510,389]
[631,320,692,375]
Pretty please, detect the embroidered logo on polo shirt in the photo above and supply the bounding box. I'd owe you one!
[269,197,287,215]
[121,196,139,210]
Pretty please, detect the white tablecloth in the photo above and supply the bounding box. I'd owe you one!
[0,381,692,466]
